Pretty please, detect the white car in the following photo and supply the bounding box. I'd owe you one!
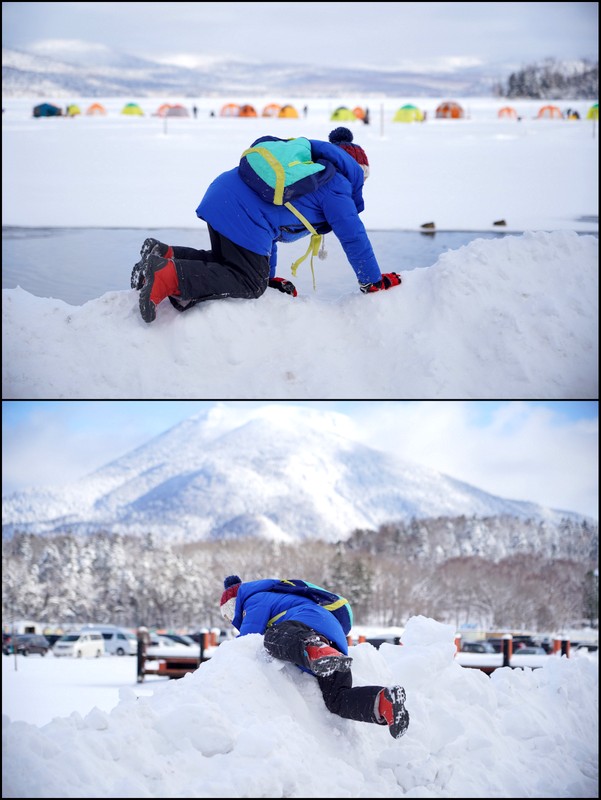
[82,626,138,656]
[53,631,105,658]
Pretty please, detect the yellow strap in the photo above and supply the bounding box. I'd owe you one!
[242,146,286,205]
[267,610,287,626]
[285,201,321,291]
[322,597,349,612]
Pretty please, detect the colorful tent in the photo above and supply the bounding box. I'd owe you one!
[220,103,240,117]
[436,101,464,119]
[393,104,424,122]
[262,103,282,117]
[586,103,598,120]
[353,107,366,120]
[165,104,189,117]
[86,102,107,115]
[121,102,144,116]
[238,104,258,117]
[278,104,299,118]
[66,104,81,117]
[154,103,172,117]
[536,105,562,119]
[330,106,357,121]
[32,103,62,117]
[497,106,518,119]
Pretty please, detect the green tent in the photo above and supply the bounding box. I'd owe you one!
[586,103,598,120]
[393,104,424,123]
[330,106,356,121]
[121,102,144,116]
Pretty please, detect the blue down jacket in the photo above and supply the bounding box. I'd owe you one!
[196,139,382,285]
[230,578,349,656]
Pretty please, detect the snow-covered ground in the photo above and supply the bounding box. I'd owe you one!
[2,615,598,798]
[2,96,598,398]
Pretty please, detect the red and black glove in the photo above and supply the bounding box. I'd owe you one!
[269,277,298,297]
[360,273,402,294]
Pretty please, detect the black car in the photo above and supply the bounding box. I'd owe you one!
[3,633,50,656]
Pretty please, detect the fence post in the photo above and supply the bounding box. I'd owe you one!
[502,633,513,667]
[454,633,462,655]
[553,636,570,657]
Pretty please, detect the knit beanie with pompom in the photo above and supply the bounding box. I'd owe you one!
[220,575,242,623]
[328,127,370,180]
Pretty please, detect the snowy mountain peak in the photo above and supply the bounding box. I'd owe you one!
[2,407,588,545]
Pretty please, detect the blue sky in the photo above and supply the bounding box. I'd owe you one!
[2,2,598,72]
[2,401,598,518]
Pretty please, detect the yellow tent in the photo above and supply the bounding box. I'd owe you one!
[586,103,598,120]
[66,104,81,117]
[330,106,357,121]
[393,104,424,122]
[121,102,144,116]
[278,104,299,118]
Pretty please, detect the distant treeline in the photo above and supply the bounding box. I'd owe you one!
[493,58,598,99]
[2,514,597,632]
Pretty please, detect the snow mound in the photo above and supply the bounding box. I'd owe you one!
[2,231,598,399]
[3,616,597,798]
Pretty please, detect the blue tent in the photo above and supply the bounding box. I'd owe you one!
[33,103,63,117]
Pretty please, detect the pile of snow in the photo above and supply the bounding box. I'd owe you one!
[2,616,597,798]
[3,230,597,398]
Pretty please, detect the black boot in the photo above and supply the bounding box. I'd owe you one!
[131,238,170,290]
[377,685,410,739]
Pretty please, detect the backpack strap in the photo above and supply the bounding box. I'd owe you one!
[284,202,321,291]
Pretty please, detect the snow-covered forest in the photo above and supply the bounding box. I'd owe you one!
[494,58,598,98]
[2,514,597,632]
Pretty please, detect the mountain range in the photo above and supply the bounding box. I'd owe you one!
[1,405,589,545]
[2,43,503,98]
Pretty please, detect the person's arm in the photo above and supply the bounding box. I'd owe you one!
[320,187,401,293]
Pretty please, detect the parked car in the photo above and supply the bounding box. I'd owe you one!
[82,626,138,656]
[513,646,548,655]
[461,640,497,654]
[2,633,50,656]
[53,631,105,658]
[146,634,199,658]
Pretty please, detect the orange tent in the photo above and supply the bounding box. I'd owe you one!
[498,106,517,119]
[262,103,282,117]
[353,107,366,120]
[154,103,173,117]
[436,101,464,119]
[86,102,107,115]
[238,104,258,117]
[220,103,240,117]
[278,104,299,118]
[537,105,562,119]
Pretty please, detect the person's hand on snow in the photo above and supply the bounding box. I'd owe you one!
[269,277,298,297]
[360,273,402,294]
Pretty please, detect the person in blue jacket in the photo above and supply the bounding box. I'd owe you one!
[219,575,410,739]
[132,127,402,323]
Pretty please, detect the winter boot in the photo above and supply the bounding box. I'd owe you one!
[303,636,353,677]
[139,254,181,323]
[376,686,410,739]
[131,238,174,290]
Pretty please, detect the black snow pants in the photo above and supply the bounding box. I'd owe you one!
[170,224,270,305]
[263,620,384,726]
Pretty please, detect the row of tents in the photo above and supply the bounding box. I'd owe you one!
[32,102,186,117]
[33,100,599,121]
